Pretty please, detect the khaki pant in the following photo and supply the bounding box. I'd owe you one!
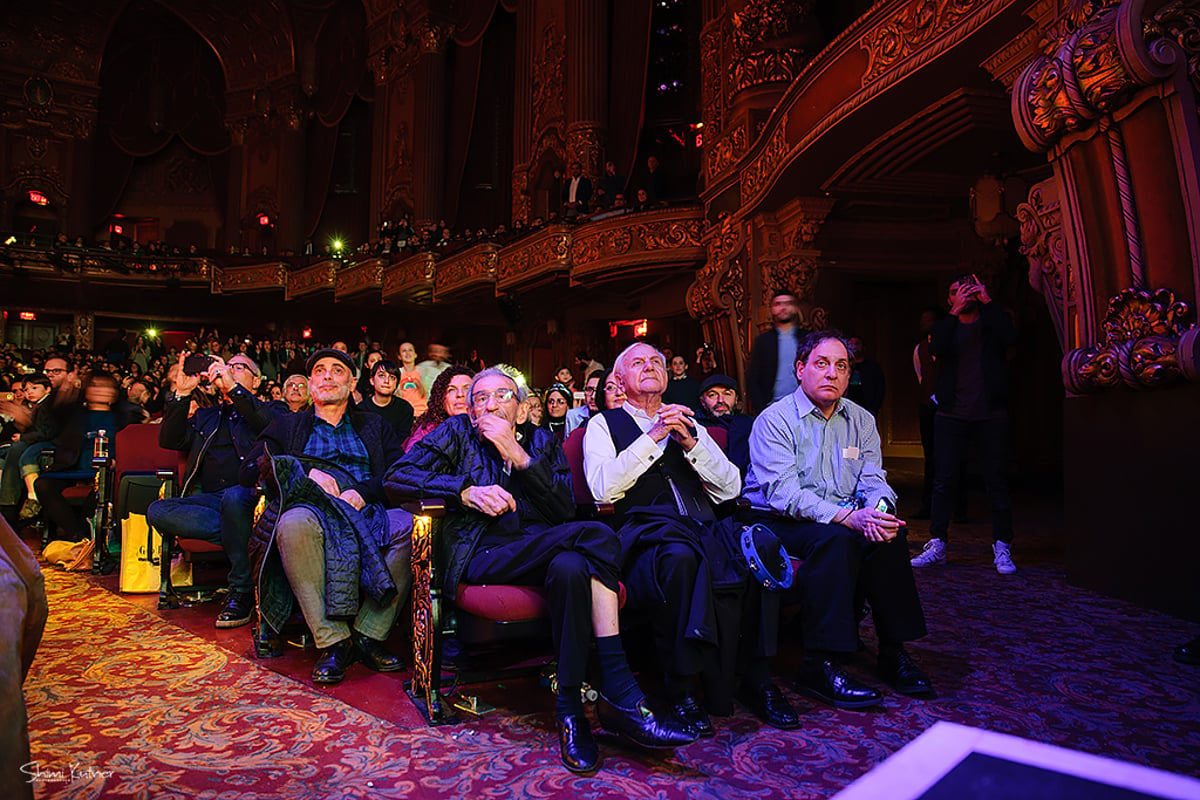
[275,507,412,649]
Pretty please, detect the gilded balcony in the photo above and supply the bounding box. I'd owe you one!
[496,225,572,292]
[434,243,499,301]
[285,259,338,300]
[335,257,385,300]
[382,252,437,304]
[214,262,288,294]
[569,207,705,285]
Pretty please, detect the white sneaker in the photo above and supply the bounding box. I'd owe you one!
[911,538,947,568]
[993,541,1017,575]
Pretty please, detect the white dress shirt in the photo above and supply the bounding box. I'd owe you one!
[582,402,741,504]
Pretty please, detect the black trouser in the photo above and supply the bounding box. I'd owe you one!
[32,476,90,541]
[919,403,936,511]
[930,414,1012,543]
[759,517,927,654]
[462,520,620,689]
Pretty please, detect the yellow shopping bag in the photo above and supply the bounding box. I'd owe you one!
[119,514,193,593]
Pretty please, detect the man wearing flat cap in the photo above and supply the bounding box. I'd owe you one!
[695,374,753,478]
[241,348,412,686]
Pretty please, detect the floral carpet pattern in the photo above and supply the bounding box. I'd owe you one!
[20,531,1200,799]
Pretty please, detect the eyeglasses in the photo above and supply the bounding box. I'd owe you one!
[472,387,516,406]
[584,386,597,394]
[44,368,67,374]
[229,363,255,373]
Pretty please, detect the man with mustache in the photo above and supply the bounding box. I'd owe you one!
[694,374,753,479]
[744,330,933,709]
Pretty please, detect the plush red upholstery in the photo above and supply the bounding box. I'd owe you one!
[456,581,627,622]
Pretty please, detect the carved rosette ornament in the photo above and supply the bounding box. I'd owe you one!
[1017,178,1072,350]
[1063,287,1197,392]
[1013,0,1184,152]
[729,0,818,93]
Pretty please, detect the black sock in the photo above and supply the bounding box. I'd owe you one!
[555,686,585,718]
[594,635,643,708]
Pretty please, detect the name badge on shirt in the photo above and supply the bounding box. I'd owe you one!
[842,446,860,460]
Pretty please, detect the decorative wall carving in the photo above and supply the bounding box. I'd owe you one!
[572,211,706,283]
[1063,287,1197,392]
[1013,0,1181,151]
[700,22,725,138]
[731,49,806,94]
[740,119,790,204]
[768,254,820,303]
[1147,1,1200,113]
[499,229,572,288]
[789,197,837,250]
[707,124,746,178]
[511,169,531,224]
[730,0,817,93]
[566,123,604,177]
[1017,178,1072,350]
[531,18,565,140]
[863,0,984,85]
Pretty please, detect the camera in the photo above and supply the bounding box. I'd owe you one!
[183,354,216,376]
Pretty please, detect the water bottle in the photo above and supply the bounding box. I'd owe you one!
[93,429,109,460]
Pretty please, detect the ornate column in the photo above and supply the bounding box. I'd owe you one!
[412,17,453,227]
[73,312,94,352]
[565,0,608,177]
[1010,0,1200,620]
[1011,0,1200,393]
[510,1,536,223]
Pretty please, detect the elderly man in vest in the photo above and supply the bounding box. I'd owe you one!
[583,342,798,738]
[386,365,694,774]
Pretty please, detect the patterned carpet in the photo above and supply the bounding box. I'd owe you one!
[19,506,1200,800]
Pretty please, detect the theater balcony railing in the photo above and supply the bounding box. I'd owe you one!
[0,206,707,308]
[0,244,215,288]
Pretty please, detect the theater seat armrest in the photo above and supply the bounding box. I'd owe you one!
[402,499,447,518]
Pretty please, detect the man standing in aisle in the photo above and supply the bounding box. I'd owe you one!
[910,274,1018,574]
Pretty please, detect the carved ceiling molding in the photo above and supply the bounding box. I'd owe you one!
[1063,286,1198,393]
[863,0,988,84]
[1017,177,1072,351]
[731,0,1012,218]
[787,197,837,251]
[1013,0,1184,152]
[981,3,1057,90]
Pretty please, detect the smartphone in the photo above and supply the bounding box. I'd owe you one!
[875,497,896,514]
[183,354,216,376]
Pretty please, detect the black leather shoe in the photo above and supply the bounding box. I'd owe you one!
[352,631,406,673]
[796,660,882,710]
[1173,635,1200,666]
[215,591,254,629]
[312,638,355,685]
[671,696,714,738]
[878,646,934,696]
[738,681,800,730]
[557,713,600,774]
[598,696,699,749]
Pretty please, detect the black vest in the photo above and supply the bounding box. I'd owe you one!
[601,408,715,524]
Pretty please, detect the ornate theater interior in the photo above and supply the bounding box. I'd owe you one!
[2,0,1199,797]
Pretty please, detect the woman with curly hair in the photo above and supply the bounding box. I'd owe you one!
[542,384,572,442]
[403,364,476,452]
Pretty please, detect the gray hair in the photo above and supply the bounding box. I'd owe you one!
[612,342,666,383]
[469,366,528,404]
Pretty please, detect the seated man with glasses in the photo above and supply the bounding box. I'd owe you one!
[563,369,604,437]
[386,366,695,775]
[149,353,276,628]
[744,330,933,710]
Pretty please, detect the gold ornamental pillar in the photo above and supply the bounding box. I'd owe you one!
[413,18,453,227]
[565,0,608,177]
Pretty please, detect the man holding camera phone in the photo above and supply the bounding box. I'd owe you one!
[149,352,277,628]
[910,273,1019,575]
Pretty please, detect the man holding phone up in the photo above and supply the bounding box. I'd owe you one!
[910,274,1019,574]
[150,352,276,628]
[744,331,933,709]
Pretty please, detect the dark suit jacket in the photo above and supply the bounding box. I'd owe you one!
[561,176,593,213]
[748,326,805,413]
